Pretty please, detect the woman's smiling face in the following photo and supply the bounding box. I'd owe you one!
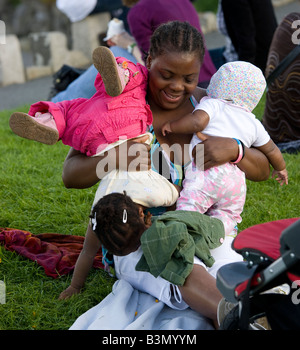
[147,50,201,110]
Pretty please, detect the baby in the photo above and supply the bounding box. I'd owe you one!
[161,61,288,237]
[162,61,288,185]
[9,46,152,157]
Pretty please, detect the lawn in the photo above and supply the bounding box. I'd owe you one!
[193,0,219,13]
[0,99,299,330]
[0,105,115,330]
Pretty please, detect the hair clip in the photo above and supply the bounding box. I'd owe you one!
[91,212,97,231]
[122,209,127,223]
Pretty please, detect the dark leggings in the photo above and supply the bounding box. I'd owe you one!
[221,0,277,72]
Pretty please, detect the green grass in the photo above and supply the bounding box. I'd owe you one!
[0,105,115,330]
[0,98,299,330]
[193,0,219,13]
[241,93,300,229]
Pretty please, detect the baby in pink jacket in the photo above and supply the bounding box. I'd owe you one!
[9,46,152,157]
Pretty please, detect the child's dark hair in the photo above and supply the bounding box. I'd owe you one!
[149,21,205,62]
[90,192,145,256]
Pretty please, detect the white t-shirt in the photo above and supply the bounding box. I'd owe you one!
[190,97,270,153]
[56,0,97,22]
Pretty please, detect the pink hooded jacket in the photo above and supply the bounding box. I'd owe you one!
[29,57,153,156]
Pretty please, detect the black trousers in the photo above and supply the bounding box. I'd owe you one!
[221,0,277,73]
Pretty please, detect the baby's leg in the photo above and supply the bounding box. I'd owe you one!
[9,112,59,145]
[92,46,129,97]
[177,163,246,236]
[206,165,246,236]
[176,163,214,213]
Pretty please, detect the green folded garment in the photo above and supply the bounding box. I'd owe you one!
[136,210,225,286]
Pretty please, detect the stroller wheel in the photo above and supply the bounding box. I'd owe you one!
[219,305,268,330]
[219,304,240,330]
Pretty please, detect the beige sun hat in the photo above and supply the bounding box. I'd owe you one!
[104,18,126,41]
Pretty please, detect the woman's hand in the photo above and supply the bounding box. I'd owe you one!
[193,132,237,170]
[62,134,151,189]
[117,134,151,172]
[193,132,270,181]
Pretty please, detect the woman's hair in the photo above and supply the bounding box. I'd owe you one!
[90,192,145,255]
[149,21,205,62]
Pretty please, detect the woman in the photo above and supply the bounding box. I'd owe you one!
[60,21,270,328]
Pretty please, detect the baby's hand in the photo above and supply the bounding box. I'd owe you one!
[161,122,172,136]
[58,285,81,300]
[272,169,288,186]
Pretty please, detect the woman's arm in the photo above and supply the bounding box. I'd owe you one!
[193,133,270,181]
[62,134,151,189]
[62,148,102,189]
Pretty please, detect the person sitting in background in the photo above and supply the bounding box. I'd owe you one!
[51,18,141,102]
[122,0,216,87]
[103,18,145,65]
[220,0,277,73]
[56,0,130,31]
[262,12,300,154]
[209,0,238,70]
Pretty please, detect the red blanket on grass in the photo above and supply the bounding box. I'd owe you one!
[0,227,104,278]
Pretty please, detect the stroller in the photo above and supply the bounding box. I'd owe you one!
[216,218,300,330]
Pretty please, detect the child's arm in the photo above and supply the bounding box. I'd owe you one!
[255,139,288,185]
[162,109,209,136]
[58,225,101,299]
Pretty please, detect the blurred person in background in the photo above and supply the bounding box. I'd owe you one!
[52,0,216,102]
[56,0,130,31]
[262,12,300,153]
[220,0,277,73]
[121,0,216,87]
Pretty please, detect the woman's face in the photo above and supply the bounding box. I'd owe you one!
[147,51,201,111]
